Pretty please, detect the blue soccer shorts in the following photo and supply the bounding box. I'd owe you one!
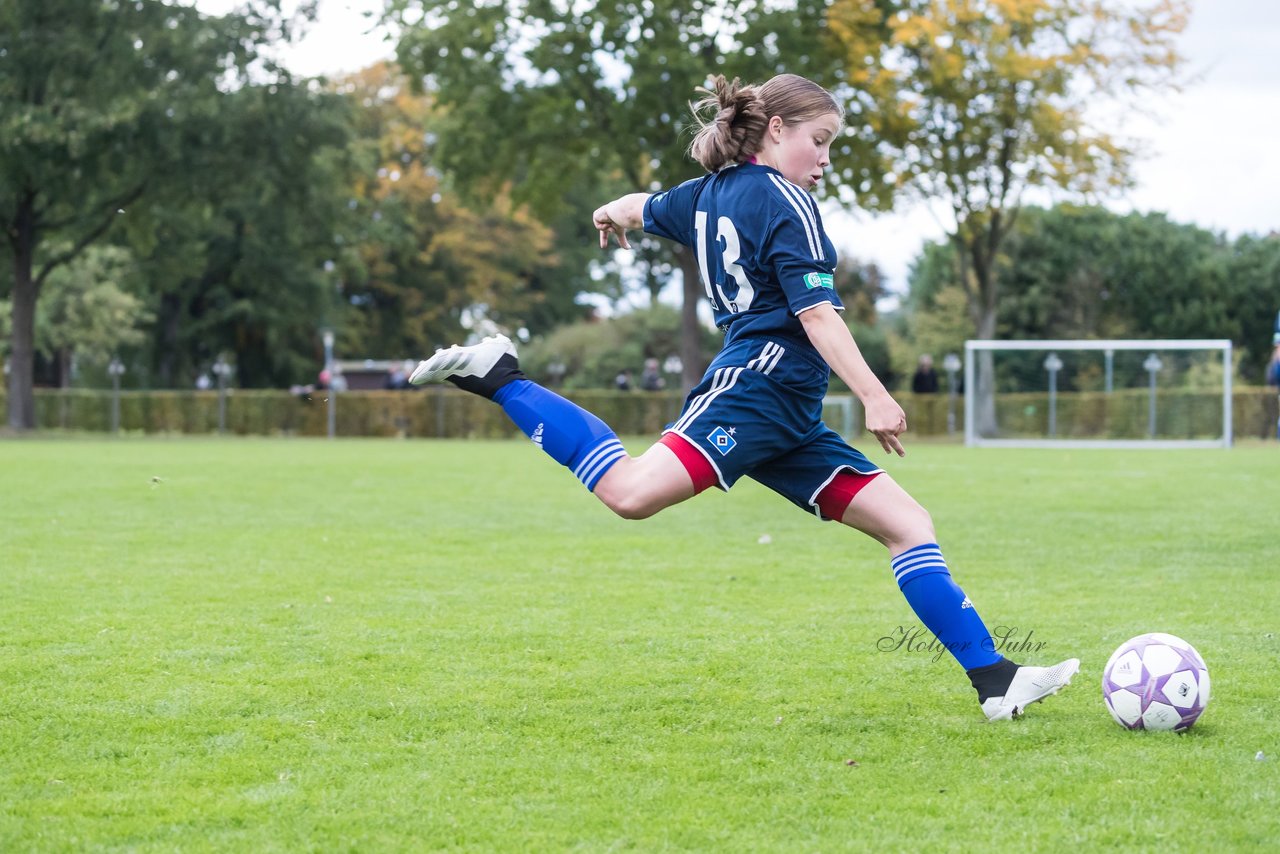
[663,337,882,519]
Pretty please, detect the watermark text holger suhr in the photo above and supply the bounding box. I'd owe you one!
[877,626,1048,663]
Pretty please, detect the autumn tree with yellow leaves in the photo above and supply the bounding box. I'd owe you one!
[828,0,1188,427]
[334,63,571,359]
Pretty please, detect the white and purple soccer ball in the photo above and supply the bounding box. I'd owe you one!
[1102,633,1210,732]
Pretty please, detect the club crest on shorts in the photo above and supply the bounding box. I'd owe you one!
[707,426,737,455]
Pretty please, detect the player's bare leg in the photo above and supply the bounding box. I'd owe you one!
[835,473,934,555]
[592,443,697,520]
[410,334,699,516]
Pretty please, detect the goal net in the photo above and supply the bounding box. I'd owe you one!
[963,340,1233,448]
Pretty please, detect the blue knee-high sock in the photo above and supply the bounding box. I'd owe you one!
[892,543,1002,670]
[493,379,626,491]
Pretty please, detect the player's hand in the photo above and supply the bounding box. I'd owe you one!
[593,204,631,250]
[864,394,907,457]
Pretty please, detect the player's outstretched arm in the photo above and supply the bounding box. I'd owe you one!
[593,193,651,249]
[798,303,907,457]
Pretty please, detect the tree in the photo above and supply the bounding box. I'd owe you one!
[388,0,856,389]
[828,0,1188,428]
[834,255,889,327]
[520,303,720,390]
[334,63,570,359]
[0,0,289,427]
[997,206,1229,341]
[127,79,355,389]
[905,205,1280,378]
[1221,235,1280,377]
[31,245,150,387]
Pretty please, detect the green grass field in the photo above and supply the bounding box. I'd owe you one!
[2,437,1278,851]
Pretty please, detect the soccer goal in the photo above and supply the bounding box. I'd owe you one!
[963,339,1233,449]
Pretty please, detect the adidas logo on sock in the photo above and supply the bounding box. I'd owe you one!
[531,422,544,448]
[960,596,973,609]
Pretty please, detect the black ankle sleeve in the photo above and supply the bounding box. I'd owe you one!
[967,657,1019,702]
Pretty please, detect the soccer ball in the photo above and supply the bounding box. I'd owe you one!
[1101,633,1210,731]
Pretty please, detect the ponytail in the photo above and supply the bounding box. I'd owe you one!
[688,75,768,172]
[687,73,843,172]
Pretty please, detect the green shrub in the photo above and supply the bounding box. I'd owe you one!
[3,386,1276,439]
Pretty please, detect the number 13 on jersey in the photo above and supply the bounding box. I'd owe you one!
[694,211,756,313]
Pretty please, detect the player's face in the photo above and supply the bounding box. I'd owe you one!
[773,113,840,191]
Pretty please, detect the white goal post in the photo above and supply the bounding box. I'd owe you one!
[963,339,1233,449]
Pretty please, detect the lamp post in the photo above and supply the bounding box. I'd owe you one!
[1144,353,1163,438]
[1044,352,1063,438]
[943,353,961,436]
[322,329,336,439]
[107,356,126,434]
[212,355,233,434]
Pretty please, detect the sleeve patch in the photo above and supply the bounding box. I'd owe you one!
[804,272,834,289]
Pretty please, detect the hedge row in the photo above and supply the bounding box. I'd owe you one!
[1,387,1276,439]
[6,388,686,439]
[992,388,1279,440]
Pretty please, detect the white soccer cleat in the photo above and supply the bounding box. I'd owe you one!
[409,334,517,386]
[981,658,1080,722]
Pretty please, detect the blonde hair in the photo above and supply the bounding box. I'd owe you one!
[688,73,842,172]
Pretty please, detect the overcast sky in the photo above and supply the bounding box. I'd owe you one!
[199,0,1280,298]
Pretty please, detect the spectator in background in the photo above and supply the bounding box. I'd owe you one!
[615,369,633,391]
[385,362,408,390]
[640,358,665,391]
[911,354,939,394]
[1268,338,1280,440]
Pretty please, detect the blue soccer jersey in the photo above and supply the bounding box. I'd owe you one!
[642,163,843,354]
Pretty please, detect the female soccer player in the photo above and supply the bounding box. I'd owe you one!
[410,73,1078,721]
